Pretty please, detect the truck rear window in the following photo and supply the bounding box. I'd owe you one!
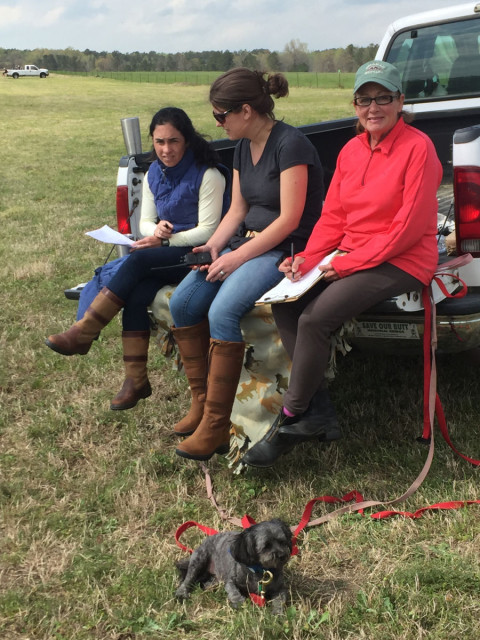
[385,16,480,101]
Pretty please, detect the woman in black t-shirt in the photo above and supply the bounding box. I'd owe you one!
[169,67,324,462]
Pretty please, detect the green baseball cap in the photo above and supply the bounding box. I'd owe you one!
[354,60,402,94]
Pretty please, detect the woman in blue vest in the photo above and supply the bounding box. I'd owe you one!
[45,107,228,411]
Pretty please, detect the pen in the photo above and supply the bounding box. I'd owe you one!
[291,242,297,280]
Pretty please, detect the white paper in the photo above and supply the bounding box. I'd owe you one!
[256,250,339,305]
[85,225,134,246]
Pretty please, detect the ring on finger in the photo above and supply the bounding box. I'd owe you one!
[220,270,225,276]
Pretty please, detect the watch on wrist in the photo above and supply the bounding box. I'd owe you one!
[161,239,170,246]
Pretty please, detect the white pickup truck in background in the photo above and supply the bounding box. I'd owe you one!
[5,65,49,78]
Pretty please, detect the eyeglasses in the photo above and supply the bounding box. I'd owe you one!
[212,108,233,124]
[353,95,398,107]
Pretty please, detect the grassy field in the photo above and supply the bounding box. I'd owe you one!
[1,74,480,640]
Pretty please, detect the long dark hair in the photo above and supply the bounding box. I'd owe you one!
[149,106,220,167]
[209,67,289,120]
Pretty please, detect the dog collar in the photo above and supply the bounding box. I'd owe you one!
[253,568,274,585]
[246,565,275,578]
[227,550,276,577]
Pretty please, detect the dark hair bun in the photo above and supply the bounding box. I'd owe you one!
[267,73,289,99]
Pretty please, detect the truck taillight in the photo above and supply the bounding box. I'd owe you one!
[116,185,132,235]
[454,166,480,257]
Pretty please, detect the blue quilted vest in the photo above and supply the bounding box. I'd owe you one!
[148,149,231,233]
[147,148,207,233]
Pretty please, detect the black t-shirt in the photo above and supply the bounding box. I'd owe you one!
[231,120,324,252]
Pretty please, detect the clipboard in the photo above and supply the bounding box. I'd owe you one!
[255,250,340,305]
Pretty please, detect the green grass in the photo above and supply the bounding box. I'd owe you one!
[1,74,480,639]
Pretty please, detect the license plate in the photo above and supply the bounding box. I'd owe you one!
[353,321,420,340]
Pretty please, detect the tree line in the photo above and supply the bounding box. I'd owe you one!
[1,40,378,74]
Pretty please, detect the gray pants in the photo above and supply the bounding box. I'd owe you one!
[272,263,422,414]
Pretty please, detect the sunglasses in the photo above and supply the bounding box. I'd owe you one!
[212,108,233,124]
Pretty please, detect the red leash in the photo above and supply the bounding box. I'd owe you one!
[175,514,257,554]
[175,520,219,554]
[175,492,480,586]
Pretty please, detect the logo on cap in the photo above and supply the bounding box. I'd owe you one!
[365,63,386,74]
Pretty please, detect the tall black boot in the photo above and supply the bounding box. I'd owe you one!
[242,389,342,469]
[279,388,342,443]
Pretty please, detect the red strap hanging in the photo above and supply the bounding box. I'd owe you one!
[420,259,480,465]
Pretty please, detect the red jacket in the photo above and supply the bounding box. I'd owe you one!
[297,118,442,285]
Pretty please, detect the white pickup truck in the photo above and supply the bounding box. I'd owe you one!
[112,2,480,357]
[5,65,49,79]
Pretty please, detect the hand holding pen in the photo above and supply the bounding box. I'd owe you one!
[278,242,305,281]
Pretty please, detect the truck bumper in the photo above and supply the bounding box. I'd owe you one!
[347,292,480,353]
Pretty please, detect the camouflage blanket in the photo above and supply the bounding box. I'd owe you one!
[150,286,350,471]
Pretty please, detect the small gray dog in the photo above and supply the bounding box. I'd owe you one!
[175,519,292,613]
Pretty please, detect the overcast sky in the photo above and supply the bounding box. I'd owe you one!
[0,0,469,54]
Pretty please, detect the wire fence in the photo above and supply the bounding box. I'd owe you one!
[57,70,355,89]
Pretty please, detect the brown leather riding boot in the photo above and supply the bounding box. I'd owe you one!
[176,339,245,461]
[110,330,152,410]
[171,319,210,436]
[45,287,124,356]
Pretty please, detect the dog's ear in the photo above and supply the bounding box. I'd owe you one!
[272,519,293,550]
[230,527,258,565]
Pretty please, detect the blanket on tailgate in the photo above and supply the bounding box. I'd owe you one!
[150,286,346,472]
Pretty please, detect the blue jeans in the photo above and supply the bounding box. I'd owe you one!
[107,246,191,331]
[169,248,285,342]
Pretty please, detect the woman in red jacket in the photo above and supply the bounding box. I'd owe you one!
[243,60,443,468]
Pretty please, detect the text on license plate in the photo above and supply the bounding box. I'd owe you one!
[353,321,420,340]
